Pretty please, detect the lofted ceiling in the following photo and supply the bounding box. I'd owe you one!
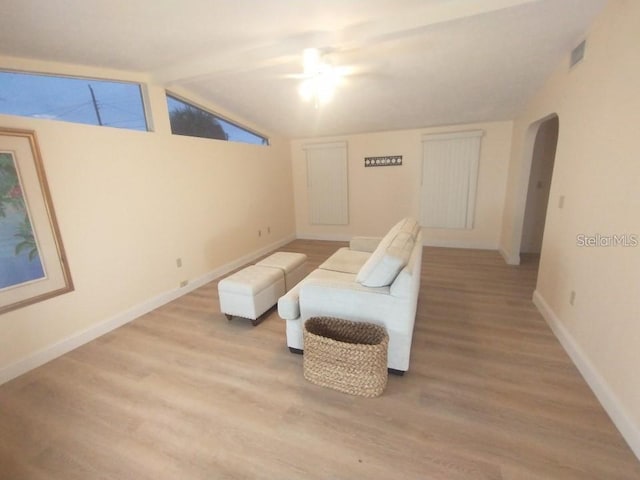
[0,0,606,138]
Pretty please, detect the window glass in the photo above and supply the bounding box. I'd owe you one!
[0,70,148,131]
[166,94,268,145]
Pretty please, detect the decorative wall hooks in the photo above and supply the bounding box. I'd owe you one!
[364,155,402,167]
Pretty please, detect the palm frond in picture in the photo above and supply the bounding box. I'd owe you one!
[0,152,21,218]
[0,151,45,290]
[14,215,38,262]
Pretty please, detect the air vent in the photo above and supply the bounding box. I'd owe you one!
[570,40,586,68]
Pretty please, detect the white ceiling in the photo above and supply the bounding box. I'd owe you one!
[0,0,606,138]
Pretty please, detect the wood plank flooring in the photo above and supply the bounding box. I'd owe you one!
[1,240,639,479]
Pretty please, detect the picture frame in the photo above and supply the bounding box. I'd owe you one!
[0,127,73,314]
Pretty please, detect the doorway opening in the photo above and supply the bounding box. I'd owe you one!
[519,115,559,273]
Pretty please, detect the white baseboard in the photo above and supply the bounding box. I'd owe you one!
[297,232,501,252]
[422,238,498,250]
[533,290,640,461]
[191,233,297,287]
[296,232,353,242]
[0,234,296,386]
[499,245,520,265]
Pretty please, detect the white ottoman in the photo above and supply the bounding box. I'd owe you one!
[255,252,307,291]
[218,265,285,326]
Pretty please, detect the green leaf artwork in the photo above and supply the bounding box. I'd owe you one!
[0,152,45,289]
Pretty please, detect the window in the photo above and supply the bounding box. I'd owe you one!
[304,141,349,225]
[0,70,148,131]
[166,94,268,145]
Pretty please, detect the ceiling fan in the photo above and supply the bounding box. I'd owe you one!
[292,48,355,108]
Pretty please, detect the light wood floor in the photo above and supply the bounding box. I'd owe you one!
[1,240,639,479]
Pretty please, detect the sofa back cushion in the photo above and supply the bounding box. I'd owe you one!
[400,217,421,240]
[389,217,420,240]
[356,228,415,287]
[390,230,423,298]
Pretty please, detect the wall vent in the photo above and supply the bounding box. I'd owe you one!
[570,40,586,68]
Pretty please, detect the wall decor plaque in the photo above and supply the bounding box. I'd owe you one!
[364,155,402,167]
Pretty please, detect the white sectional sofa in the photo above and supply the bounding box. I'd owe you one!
[278,218,423,374]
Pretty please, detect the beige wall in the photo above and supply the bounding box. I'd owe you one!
[291,121,513,249]
[0,59,295,373]
[501,0,640,451]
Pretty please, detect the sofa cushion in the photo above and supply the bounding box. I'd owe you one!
[278,268,358,321]
[319,247,370,274]
[356,231,414,287]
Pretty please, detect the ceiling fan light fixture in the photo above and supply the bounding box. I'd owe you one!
[316,82,334,105]
[303,48,321,74]
[298,48,340,107]
[298,78,315,101]
[298,76,334,106]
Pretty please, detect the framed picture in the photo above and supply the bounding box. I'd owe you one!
[0,128,73,314]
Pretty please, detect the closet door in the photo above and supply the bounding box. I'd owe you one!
[304,142,348,225]
[420,130,483,229]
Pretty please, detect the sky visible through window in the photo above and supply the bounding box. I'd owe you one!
[0,71,148,131]
[166,95,268,145]
[0,71,268,144]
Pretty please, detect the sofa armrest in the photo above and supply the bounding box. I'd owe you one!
[278,288,300,320]
[298,280,414,336]
[349,236,382,253]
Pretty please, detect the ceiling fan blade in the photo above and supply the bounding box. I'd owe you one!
[278,72,313,80]
[154,1,538,85]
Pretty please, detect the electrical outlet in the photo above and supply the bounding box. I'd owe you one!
[569,290,576,306]
[558,195,565,209]
[176,258,182,268]
[180,280,188,288]
[258,229,262,237]
[267,226,271,234]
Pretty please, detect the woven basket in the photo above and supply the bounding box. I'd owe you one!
[303,317,389,397]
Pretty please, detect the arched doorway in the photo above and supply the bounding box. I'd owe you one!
[520,115,559,256]
[504,113,559,266]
